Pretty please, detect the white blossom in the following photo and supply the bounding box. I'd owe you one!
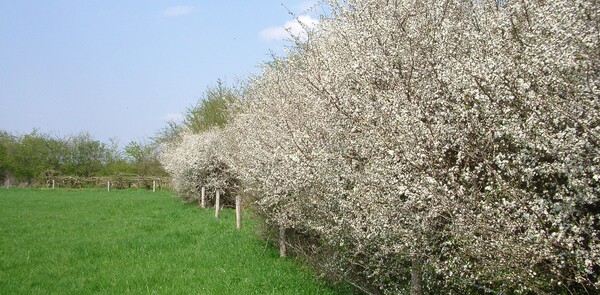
[162,0,599,293]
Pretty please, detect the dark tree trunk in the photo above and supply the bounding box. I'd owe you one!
[411,256,423,295]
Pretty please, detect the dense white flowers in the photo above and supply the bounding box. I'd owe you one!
[161,0,599,293]
[160,129,237,203]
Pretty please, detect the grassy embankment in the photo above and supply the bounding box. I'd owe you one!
[0,188,344,294]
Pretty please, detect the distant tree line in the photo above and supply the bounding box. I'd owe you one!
[0,130,166,185]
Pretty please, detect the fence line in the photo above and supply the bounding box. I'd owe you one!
[40,176,172,190]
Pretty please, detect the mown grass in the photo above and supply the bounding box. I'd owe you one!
[0,188,343,294]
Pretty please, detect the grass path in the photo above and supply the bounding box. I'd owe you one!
[0,189,342,294]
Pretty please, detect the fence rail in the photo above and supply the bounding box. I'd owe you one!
[4,176,172,190]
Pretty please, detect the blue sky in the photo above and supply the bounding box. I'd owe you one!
[0,1,319,145]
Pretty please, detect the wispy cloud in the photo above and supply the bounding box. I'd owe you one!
[163,112,184,122]
[163,5,193,17]
[260,15,319,41]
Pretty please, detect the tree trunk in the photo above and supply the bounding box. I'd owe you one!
[411,256,423,295]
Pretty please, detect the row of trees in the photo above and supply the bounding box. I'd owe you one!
[159,0,598,294]
[0,130,165,185]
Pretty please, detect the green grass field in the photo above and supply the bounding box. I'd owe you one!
[0,189,343,294]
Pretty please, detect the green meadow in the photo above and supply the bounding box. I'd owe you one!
[0,189,343,294]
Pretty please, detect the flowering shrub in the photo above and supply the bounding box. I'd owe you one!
[159,0,598,293]
[222,0,599,293]
[159,129,237,204]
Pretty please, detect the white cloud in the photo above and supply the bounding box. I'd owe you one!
[163,5,193,17]
[163,112,184,122]
[260,15,319,41]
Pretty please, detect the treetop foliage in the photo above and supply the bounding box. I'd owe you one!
[153,80,239,147]
[185,79,237,133]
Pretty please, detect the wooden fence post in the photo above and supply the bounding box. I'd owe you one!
[214,190,220,219]
[107,181,110,192]
[201,186,206,208]
[52,179,55,189]
[279,224,286,257]
[235,195,241,229]
[152,180,156,192]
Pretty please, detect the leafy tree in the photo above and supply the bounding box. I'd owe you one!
[99,137,131,176]
[6,131,64,182]
[0,131,15,182]
[124,140,165,176]
[152,120,184,147]
[62,132,108,177]
[153,80,238,151]
[184,79,237,133]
